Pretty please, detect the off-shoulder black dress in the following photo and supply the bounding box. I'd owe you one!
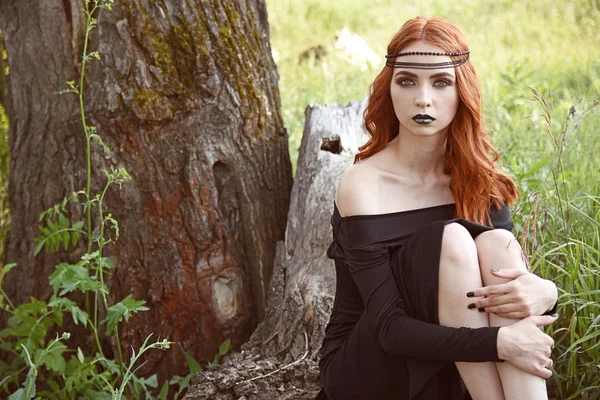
[316,202,515,400]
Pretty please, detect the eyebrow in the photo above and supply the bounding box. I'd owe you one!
[395,71,456,79]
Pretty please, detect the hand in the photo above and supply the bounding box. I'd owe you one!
[468,269,558,319]
[497,315,557,378]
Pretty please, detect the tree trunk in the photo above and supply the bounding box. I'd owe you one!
[0,0,291,379]
[184,99,367,399]
[0,30,6,113]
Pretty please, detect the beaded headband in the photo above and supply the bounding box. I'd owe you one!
[385,50,470,70]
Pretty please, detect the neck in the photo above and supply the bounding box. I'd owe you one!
[389,127,448,179]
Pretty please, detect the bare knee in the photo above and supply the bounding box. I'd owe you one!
[475,229,528,287]
[475,229,527,270]
[440,223,479,273]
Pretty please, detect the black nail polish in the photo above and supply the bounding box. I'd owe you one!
[491,268,499,272]
[552,313,559,318]
[468,303,476,309]
[466,292,474,297]
[478,307,485,312]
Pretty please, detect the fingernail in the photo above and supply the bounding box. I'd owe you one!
[468,303,476,309]
[491,268,499,272]
[466,292,474,297]
[478,307,485,312]
[552,313,559,318]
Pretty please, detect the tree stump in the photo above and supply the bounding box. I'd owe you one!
[184,98,368,399]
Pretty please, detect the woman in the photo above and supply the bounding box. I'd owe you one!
[317,17,559,400]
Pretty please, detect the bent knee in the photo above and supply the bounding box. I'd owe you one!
[475,229,524,259]
[475,229,529,276]
[441,223,478,269]
[475,227,515,247]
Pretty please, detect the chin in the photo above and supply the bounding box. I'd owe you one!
[402,122,448,137]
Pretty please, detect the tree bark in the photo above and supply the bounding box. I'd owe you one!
[184,99,367,399]
[0,30,6,113]
[0,0,291,379]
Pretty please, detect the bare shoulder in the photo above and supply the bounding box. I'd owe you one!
[335,162,381,217]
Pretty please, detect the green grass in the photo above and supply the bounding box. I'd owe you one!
[267,0,600,397]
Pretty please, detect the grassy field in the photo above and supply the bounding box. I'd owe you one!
[266,0,600,398]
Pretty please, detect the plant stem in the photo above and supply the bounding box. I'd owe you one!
[78,3,105,361]
[0,287,15,311]
[97,177,125,371]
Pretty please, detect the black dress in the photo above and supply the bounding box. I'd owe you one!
[317,202,515,400]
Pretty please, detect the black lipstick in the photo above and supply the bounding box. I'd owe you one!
[412,114,435,124]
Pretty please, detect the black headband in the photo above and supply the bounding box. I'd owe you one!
[385,50,470,69]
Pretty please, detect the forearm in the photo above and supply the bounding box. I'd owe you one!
[374,304,502,362]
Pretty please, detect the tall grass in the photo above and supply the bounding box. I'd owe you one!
[267,0,600,397]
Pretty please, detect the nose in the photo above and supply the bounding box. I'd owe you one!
[415,88,432,108]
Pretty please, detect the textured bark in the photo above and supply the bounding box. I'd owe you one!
[0,30,6,113]
[184,99,368,399]
[0,0,291,379]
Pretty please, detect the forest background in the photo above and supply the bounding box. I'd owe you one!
[0,0,599,398]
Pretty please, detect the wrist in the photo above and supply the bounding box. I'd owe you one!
[496,327,510,361]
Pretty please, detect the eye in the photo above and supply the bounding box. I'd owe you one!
[396,78,414,86]
[434,80,451,87]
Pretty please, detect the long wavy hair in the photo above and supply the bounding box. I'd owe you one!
[357,16,518,224]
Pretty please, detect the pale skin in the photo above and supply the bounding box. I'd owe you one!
[336,41,558,400]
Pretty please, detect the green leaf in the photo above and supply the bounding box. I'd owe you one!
[159,381,169,400]
[72,221,84,230]
[181,346,202,374]
[218,339,231,355]
[33,240,45,257]
[143,374,158,388]
[16,345,37,399]
[48,263,107,296]
[70,231,77,247]
[39,342,67,374]
[28,324,48,349]
[210,338,231,366]
[101,295,149,334]
[70,306,88,327]
[0,263,17,284]
[58,213,69,228]
[61,231,70,251]
[48,297,77,310]
[8,388,25,400]
[77,347,84,364]
[174,374,191,396]
[49,298,88,327]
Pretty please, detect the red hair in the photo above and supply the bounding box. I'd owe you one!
[357,17,518,224]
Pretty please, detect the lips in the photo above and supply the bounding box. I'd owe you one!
[412,114,435,124]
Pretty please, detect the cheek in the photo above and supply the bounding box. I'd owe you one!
[390,88,409,117]
[441,89,459,118]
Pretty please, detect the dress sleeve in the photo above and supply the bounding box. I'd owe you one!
[489,203,514,232]
[338,240,502,363]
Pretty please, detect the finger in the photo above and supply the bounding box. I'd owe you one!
[482,303,521,315]
[523,364,552,379]
[475,294,514,309]
[531,314,559,327]
[469,282,512,298]
[538,367,553,379]
[490,268,529,280]
[546,358,553,368]
[494,311,527,319]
